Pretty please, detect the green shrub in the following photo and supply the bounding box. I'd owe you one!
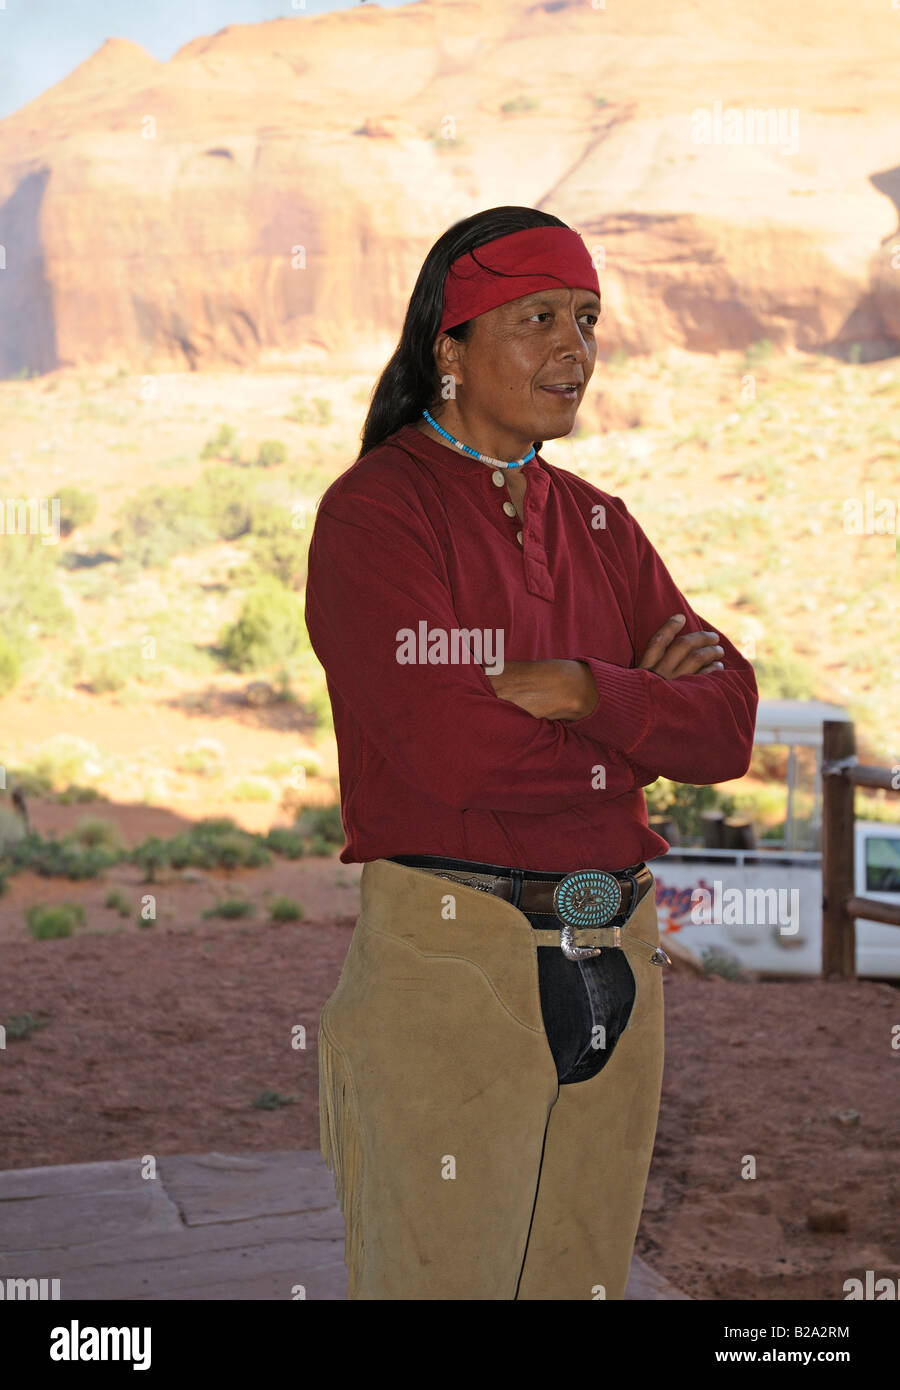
[81,647,145,693]
[8,768,53,797]
[25,902,85,939]
[114,484,213,567]
[294,803,344,848]
[57,784,101,804]
[304,684,335,735]
[245,501,309,586]
[251,1090,296,1110]
[753,638,817,700]
[219,576,307,672]
[198,465,255,540]
[701,947,745,981]
[248,533,309,588]
[0,632,21,696]
[0,538,72,644]
[643,780,737,843]
[229,777,277,803]
[57,487,98,537]
[264,827,306,859]
[22,736,102,793]
[500,95,540,113]
[202,897,255,919]
[258,748,317,778]
[268,895,304,922]
[743,338,774,369]
[5,833,120,879]
[3,1012,51,1040]
[129,821,274,879]
[164,818,271,871]
[274,669,297,703]
[103,888,131,916]
[131,836,169,882]
[254,440,288,468]
[63,818,123,852]
[285,397,332,426]
[200,424,241,461]
[174,740,227,777]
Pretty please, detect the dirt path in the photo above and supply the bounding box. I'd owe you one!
[1,905,897,1300]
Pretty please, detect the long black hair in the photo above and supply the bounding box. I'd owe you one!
[356,205,570,461]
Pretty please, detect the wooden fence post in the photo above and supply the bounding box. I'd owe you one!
[821,720,856,980]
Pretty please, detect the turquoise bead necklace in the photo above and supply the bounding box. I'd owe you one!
[422,408,535,469]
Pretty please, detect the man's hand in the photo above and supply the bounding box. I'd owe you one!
[483,659,598,721]
[483,618,723,721]
[637,614,723,680]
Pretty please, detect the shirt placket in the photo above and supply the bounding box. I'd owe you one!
[489,467,524,547]
[486,465,555,601]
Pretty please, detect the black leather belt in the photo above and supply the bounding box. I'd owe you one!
[387,854,665,963]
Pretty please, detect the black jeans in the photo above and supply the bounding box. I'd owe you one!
[387,854,637,1087]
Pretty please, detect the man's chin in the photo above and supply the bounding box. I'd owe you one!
[535,411,582,443]
[534,392,586,437]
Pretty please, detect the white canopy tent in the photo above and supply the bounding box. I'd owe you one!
[752,699,850,849]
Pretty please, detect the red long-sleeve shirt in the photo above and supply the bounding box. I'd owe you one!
[304,422,758,872]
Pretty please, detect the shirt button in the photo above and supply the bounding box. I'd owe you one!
[502,501,517,517]
[516,530,524,546]
[491,470,505,487]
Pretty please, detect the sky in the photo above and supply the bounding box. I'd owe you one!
[0,0,417,122]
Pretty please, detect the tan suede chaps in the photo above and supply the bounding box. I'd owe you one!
[318,856,665,1300]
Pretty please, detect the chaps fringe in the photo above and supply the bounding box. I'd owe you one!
[318,1013,364,1298]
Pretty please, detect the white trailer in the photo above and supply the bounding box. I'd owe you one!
[647,700,900,978]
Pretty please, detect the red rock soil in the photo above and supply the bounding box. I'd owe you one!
[1,836,897,1302]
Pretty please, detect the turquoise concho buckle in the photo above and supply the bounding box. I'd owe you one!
[552,868,623,961]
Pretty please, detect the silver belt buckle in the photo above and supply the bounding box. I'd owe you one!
[552,868,623,961]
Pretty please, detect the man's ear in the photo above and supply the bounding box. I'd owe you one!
[434,331,464,373]
[433,334,464,395]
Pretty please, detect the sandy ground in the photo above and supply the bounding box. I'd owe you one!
[0,333,896,1308]
[1,865,897,1302]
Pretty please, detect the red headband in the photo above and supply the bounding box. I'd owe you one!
[438,225,600,335]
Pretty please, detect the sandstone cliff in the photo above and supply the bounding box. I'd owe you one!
[0,0,898,375]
